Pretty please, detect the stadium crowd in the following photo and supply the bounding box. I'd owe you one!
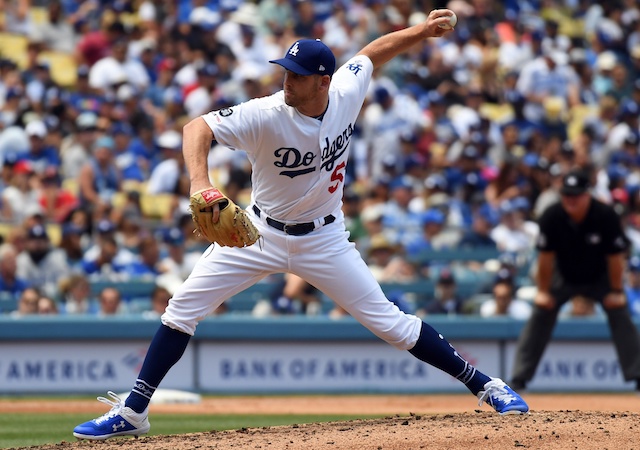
[1,0,640,320]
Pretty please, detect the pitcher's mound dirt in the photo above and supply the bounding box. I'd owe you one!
[7,394,640,450]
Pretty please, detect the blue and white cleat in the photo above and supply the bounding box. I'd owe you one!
[477,378,529,415]
[73,391,150,440]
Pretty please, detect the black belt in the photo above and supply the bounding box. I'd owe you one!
[252,205,335,236]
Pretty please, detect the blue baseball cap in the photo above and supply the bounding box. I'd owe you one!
[164,227,185,245]
[269,39,336,76]
[421,209,445,225]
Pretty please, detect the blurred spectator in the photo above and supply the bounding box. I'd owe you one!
[24,120,61,174]
[559,295,604,319]
[515,45,580,123]
[485,160,524,207]
[356,202,386,255]
[408,206,461,256]
[418,268,465,316]
[66,66,103,116]
[89,36,150,94]
[292,0,322,39]
[362,85,427,180]
[97,286,126,316]
[75,17,125,67]
[110,121,146,182]
[259,0,293,37]
[0,243,29,301]
[78,136,122,216]
[158,227,199,280]
[37,296,59,315]
[184,63,219,119]
[38,167,78,223]
[3,226,27,256]
[147,130,185,195]
[142,284,172,320]
[11,287,41,317]
[458,204,498,249]
[114,211,143,254]
[479,279,532,320]
[490,199,538,254]
[342,189,367,245]
[1,160,39,224]
[267,273,322,316]
[30,0,77,53]
[605,100,640,162]
[328,303,350,320]
[16,225,70,298]
[82,233,128,281]
[381,176,423,247]
[366,233,416,283]
[532,162,563,218]
[126,235,162,279]
[59,273,96,315]
[60,111,99,179]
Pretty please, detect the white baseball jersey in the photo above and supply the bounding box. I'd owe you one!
[164,54,422,351]
[202,55,373,222]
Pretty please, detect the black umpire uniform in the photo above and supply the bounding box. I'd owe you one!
[511,169,640,390]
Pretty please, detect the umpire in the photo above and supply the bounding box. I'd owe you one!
[511,168,640,391]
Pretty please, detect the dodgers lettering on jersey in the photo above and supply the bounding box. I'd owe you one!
[202,56,373,222]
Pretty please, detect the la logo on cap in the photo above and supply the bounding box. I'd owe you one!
[289,42,300,56]
[567,176,577,186]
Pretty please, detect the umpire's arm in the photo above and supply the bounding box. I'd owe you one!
[605,252,627,308]
[535,251,556,309]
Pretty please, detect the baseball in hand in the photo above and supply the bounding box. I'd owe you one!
[438,12,457,30]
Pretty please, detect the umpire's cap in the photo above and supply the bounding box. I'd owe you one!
[270,39,336,76]
[560,169,590,196]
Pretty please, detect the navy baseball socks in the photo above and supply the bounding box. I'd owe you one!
[73,325,191,439]
[409,321,529,415]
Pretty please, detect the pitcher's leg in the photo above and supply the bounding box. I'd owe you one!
[125,325,191,413]
[74,237,287,439]
[297,243,528,413]
[163,241,284,334]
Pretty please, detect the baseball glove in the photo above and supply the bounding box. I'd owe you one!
[189,188,260,248]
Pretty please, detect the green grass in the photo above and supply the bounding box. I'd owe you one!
[0,413,381,449]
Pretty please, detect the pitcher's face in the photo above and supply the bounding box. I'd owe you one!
[282,71,323,107]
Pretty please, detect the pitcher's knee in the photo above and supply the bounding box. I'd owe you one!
[374,315,422,350]
[161,313,197,336]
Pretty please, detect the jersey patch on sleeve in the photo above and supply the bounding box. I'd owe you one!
[346,61,364,76]
[219,108,234,117]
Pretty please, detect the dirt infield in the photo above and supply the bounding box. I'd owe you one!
[6,394,640,450]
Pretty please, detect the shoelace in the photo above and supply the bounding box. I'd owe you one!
[93,391,125,424]
[477,383,516,407]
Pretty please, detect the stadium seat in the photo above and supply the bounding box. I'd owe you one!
[38,51,77,87]
[111,191,129,210]
[46,223,61,246]
[0,32,29,68]
[62,178,79,196]
[121,179,145,193]
[140,193,175,219]
[29,7,48,25]
[0,223,15,242]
